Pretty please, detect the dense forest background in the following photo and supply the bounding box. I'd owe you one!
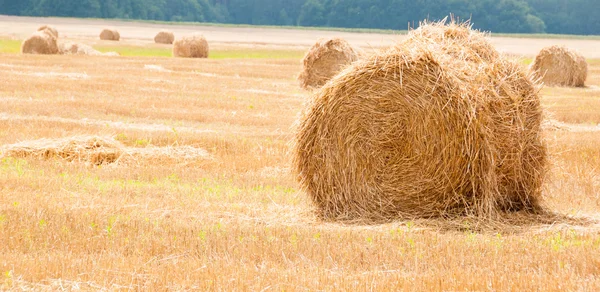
[0,0,598,35]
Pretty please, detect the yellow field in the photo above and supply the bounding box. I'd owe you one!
[2,30,600,290]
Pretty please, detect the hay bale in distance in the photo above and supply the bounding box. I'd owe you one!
[1,136,123,165]
[293,22,547,222]
[298,38,361,90]
[37,25,59,38]
[59,42,119,56]
[21,31,59,55]
[155,30,175,44]
[99,28,120,41]
[530,45,587,87]
[172,34,209,58]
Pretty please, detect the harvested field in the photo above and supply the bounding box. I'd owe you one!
[1,17,600,291]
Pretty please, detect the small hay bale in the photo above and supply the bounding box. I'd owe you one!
[58,42,119,56]
[155,30,175,44]
[1,136,123,165]
[298,38,361,90]
[172,34,209,58]
[530,45,587,87]
[99,28,120,41]
[38,25,59,38]
[293,22,547,222]
[21,31,59,55]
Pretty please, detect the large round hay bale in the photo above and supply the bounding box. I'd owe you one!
[154,30,175,44]
[37,25,58,38]
[172,34,209,58]
[293,22,547,221]
[298,38,361,89]
[530,45,587,87]
[21,31,59,55]
[99,28,120,41]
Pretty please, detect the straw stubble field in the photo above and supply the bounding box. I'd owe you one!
[1,27,600,290]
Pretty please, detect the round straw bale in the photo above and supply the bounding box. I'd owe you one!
[293,22,546,221]
[172,34,209,58]
[38,25,58,38]
[99,28,120,41]
[21,31,59,55]
[155,30,175,44]
[530,45,587,87]
[298,38,361,89]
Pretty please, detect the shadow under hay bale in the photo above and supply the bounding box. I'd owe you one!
[37,25,58,38]
[298,38,361,90]
[155,30,175,44]
[99,28,120,41]
[21,31,59,55]
[530,45,587,87]
[172,34,209,58]
[294,21,547,222]
[406,211,598,234]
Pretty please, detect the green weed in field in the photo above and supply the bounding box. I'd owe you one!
[0,40,21,54]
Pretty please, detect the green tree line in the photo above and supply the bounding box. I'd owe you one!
[0,0,598,35]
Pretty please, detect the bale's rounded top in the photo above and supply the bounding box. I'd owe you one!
[298,37,361,90]
[530,45,587,87]
[402,21,498,63]
[38,25,58,39]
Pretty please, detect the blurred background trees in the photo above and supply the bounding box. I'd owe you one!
[0,0,598,35]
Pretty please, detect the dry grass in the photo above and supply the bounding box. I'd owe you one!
[0,136,210,166]
[59,41,119,56]
[1,32,600,290]
[1,136,123,165]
